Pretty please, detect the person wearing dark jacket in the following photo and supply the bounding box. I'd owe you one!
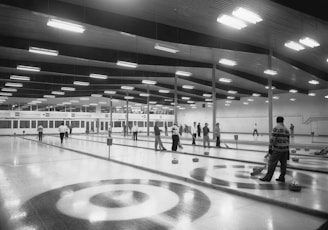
[154,121,166,151]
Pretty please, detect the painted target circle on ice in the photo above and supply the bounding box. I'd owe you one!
[20,179,211,230]
[190,165,313,190]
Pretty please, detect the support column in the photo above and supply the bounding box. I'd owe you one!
[126,99,129,134]
[174,74,178,123]
[268,51,273,139]
[147,87,150,136]
[110,96,113,128]
[212,59,216,140]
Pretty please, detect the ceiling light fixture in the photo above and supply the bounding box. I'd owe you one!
[308,93,316,97]
[121,86,134,90]
[284,41,305,51]
[154,43,179,53]
[299,37,320,48]
[61,87,75,91]
[227,96,235,99]
[182,96,190,100]
[264,69,278,75]
[116,61,138,68]
[44,95,55,98]
[17,65,40,72]
[289,89,298,93]
[29,47,59,56]
[142,80,157,85]
[47,18,85,33]
[227,90,237,94]
[182,85,194,89]
[159,89,170,93]
[2,88,17,92]
[104,90,116,95]
[139,93,150,97]
[232,7,262,24]
[5,83,23,87]
[217,14,247,30]
[219,78,232,83]
[203,93,211,97]
[0,92,12,96]
[290,98,296,101]
[51,91,64,95]
[10,75,30,81]
[205,98,212,102]
[308,80,319,85]
[175,70,192,77]
[252,93,261,97]
[218,58,237,66]
[273,96,279,99]
[89,73,108,79]
[91,94,102,97]
[124,96,134,100]
[265,86,276,89]
[73,81,90,86]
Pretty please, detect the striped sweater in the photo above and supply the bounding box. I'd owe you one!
[270,123,290,152]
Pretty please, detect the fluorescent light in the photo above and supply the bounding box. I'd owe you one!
[264,69,278,75]
[142,80,157,85]
[91,94,102,97]
[90,73,108,79]
[219,78,232,83]
[47,19,85,33]
[104,90,116,94]
[182,85,194,89]
[308,80,319,85]
[120,32,136,37]
[289,89,298,93]
[10,75,30,81]
[2,88,17,92]
[182,96,190,100]
[227,90,237,94]
[273,96,279,99]
[217,14,247,30]
[154,43,179,53]
[52,91,64,95]
[175,70,192,77]
[227,96,235,99]
[0,92,12,96]
[205,98,212,102]
[203,93,211,97]
[325,95,328,99]
[73,81,90,86]
[116,61,138,68]
[265,86,276,89]
[187,101,195,103]
[5,83,23,87]
[140,93,150,97]
[17,65,40,72]
[159,89,170,93]
[308,93,316,96]
[218,58,237,66]
[243,102,249,105]
[149,101,157,104]
[164,99,173,101]
[232,7,262,24]
[290,98,296,101]
[284,41,305,51]
[247,98,254,101]
[121,86,134,90]
[29,47,58,56]
[44,95,55,98]
[299,37,320,48]
[61,87,75,91]
[252,93,261,97]
[124,96,134,100]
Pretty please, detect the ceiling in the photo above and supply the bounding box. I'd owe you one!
[0,0,327,108]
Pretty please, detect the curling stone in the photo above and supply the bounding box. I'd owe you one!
[296,148,301,151]
[172,158,179,164]
[291,150,296,153]
[192,158,199,162]
[204,151,209,155]
[289,183,302,192]
[304,148,310,151]
[250,166,265,176]
[292,157,299,162]
[314,151,321,155]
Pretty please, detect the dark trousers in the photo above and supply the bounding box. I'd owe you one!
[38,132,43,141]
[133,132,138,140]
[192,133,196,144]
[262,151,288,181]
[216,136,221,147]
[172,135,179,151]
[253,129,259,136]
[197,131,201,137]
[60,133,65,143]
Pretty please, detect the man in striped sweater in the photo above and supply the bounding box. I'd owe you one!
[260,116,290,182]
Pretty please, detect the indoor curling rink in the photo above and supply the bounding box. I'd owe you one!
[0,133,328,230]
